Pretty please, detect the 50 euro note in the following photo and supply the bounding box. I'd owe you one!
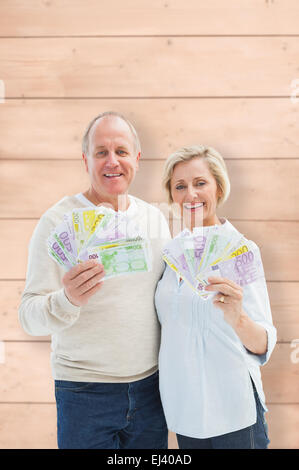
[84,238,152,280]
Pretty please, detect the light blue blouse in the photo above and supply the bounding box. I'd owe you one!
[155,219,277,439]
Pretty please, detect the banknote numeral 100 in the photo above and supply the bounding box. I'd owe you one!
[88,254,99,260]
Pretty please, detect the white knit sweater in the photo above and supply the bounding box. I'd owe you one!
[19,194,171,383]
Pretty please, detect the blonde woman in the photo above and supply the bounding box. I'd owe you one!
[154,145,277,449]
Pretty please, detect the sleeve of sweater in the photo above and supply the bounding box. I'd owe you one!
[18,213,81,336]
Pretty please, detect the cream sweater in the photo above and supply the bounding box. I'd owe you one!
[19,194,171,383]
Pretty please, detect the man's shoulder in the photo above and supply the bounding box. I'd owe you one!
[41,195,82,223]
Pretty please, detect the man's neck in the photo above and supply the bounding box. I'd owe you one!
[83,189,130,212]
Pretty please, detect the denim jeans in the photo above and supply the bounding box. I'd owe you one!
[176,382,270,449]
[55,371,168,449]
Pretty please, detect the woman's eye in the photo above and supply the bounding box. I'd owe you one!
[196,181,205,186]
[175,185,185,190]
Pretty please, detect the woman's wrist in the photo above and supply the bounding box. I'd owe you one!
[233,309,268,355]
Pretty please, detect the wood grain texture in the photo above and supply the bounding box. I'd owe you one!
[1,98,298,160]
[262,343,299,403]
[0,342,53,403]
[1,281,298,343]
[268,283,299,343]
[1,159,298,219]
[0,404,57,449]
[1,37,298,97]
[1,0,298,36]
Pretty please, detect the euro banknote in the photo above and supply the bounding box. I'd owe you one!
[163,225,265,299]
[47,207,152,279]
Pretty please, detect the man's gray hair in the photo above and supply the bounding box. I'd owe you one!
[82,111,141,157]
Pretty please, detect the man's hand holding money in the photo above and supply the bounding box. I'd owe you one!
[62,260,105,307]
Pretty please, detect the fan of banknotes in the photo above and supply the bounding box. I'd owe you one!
[162,225,265,299]
[47,207,152,279]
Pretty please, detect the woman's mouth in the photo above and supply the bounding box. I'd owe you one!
[183,202,205,211]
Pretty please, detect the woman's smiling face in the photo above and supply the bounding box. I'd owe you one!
[170,157,221,229]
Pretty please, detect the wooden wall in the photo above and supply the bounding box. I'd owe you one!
[0,0,299,449]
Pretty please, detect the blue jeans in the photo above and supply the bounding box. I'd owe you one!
[177,383,270,449]
[55,371,168,449]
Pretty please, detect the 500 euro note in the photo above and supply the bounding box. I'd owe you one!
[197,242,265,297]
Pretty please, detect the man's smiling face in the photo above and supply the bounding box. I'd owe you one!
[83,116,140,207]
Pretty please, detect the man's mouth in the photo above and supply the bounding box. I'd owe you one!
[103,173,123,179]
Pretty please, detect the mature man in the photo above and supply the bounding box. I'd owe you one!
[19,112,171,449]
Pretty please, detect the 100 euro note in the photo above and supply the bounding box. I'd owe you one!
[85,238,152,279]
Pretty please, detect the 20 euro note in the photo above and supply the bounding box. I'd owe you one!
[85,239,152,279]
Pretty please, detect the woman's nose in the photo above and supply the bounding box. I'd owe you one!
[185,186,198,201]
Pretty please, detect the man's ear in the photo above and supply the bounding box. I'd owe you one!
[136,152,141,171]
[82,153,89,172]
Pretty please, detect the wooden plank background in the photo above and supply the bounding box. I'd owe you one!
[0,0,299,449]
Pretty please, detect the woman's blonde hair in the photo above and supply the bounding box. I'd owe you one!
[163,145,231,206]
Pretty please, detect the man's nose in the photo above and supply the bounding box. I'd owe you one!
[105,151,119,167]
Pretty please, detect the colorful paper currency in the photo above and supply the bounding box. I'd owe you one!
[86,238,152,279]
[47,207,152,279]
[163,225,265,299]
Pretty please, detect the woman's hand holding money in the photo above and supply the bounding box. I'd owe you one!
[205,276,243,329]
[62,260,105,307]
[205,276,268,355]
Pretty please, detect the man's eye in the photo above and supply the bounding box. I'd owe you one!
[117,150,127,155]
